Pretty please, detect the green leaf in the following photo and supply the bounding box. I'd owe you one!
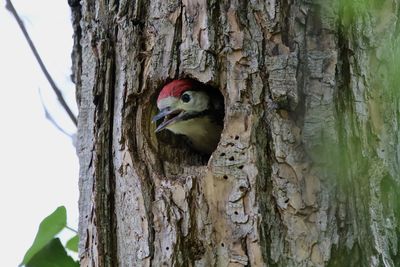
[65,235,79,252]
[21,206,67,265]
[26,238,78,267]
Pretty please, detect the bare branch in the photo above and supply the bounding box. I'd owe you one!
[5,0,78,126]
[38,88,72,136]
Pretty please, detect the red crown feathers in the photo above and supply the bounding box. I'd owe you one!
[157,79,194,103]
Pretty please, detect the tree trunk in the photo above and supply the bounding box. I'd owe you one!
[70,0,400,266]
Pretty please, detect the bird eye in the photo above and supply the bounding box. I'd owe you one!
[181,93,191,103]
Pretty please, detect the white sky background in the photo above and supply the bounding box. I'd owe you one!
[0,1,79,266]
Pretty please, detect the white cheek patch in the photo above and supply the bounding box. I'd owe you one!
[157,97,177,110]
[157,91,210,112]
[181,91,209,112]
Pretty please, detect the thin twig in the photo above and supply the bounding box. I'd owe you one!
[38,88,73,137]
[65,225,78,234]
[5,0,77,126]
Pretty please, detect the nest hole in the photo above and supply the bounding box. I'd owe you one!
[152,78,225,166]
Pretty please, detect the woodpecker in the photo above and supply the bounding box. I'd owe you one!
[152,79,224,154]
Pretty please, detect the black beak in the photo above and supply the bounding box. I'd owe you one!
[152,108,173,123]
[152,108,184,132]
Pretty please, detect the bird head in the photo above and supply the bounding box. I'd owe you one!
[152,79,211,132]
[152,79,224,154]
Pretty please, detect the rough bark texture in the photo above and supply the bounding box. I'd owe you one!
[71,0,400,266]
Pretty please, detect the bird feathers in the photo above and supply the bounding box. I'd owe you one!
[154,79,225,154]
[157,79,194,103]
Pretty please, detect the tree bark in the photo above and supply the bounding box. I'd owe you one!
[71,0,400,266]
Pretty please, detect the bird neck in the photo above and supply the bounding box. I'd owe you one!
[166,114,222,154]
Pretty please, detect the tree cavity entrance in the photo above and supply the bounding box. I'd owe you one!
[152,78,225,166]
